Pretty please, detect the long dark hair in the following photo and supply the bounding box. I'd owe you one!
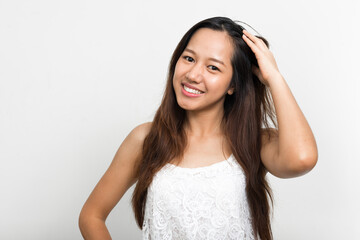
[132,16,277,240]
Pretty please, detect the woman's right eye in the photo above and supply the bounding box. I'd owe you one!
[183,56,194,62]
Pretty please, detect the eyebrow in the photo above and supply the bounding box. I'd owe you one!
[184,48,225,66]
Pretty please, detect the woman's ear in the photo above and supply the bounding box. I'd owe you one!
[227,86,235,95]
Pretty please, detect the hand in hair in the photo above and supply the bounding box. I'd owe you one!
[242,30,280,87]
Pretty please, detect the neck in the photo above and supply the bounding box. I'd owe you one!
[184,106,225,138]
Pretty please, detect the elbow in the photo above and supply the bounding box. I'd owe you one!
[78,206,108,232]
[299,139,319,173]
[78,210,100,239]
[299,154,318,173]
[78,206,94,234]
[78,209,88,233]
[272,146,318,179]
[290,150,318,177]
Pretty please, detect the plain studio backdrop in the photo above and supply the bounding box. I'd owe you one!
[0,0,359,239]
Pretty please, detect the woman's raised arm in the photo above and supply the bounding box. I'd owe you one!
[242,30,318,178]
[259,75,318,178]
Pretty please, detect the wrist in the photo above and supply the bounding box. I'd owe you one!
[266,72,285,89]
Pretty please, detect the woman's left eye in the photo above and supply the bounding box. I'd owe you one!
[209,65,220,71]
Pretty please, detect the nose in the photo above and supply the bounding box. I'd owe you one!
[185,62,204,83]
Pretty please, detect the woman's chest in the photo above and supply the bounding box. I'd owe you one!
[143,160,254,240]
[146,159,248,217]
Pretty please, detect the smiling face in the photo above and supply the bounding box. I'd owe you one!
[173,28,234,113]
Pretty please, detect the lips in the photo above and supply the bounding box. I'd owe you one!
[182,83,205,93]
[183,85,203,94]
[180,83,204,98]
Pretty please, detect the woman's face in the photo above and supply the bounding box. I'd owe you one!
[173,28,234,112]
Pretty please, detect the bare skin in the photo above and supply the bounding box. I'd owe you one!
[79,28,318,239]
[242,29,318,178]
[79,122,152,239]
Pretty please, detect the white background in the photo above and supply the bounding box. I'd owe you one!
[0,0,359,239]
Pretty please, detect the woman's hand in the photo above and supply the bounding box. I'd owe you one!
[242,30,281,86]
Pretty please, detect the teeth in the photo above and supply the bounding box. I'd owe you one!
[184,85,203,94]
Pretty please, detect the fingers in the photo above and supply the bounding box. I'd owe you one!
[242,30,267,51]
[242,31,259,54]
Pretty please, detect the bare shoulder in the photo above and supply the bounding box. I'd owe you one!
[113,121,153,180]
[119,121,152,161]
[127,121,152,144]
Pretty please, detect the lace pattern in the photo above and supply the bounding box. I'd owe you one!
[142,154,255,240]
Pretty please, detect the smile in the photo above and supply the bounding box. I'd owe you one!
[183,85,203,94]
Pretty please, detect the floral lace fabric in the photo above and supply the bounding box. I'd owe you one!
[142,154,255,240]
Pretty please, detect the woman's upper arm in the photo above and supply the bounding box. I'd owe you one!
[260,128,317,178]
[260,128,283,177]
[80,122,152,221]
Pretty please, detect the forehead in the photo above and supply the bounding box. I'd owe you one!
[186,28,234,63]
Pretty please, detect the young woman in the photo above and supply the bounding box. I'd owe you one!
[79,16,318,240]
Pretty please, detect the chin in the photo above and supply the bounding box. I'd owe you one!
[176,100,193,111]
[175,97,195,111]
[174,88,203,111]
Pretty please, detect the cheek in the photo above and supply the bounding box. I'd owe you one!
[174,61,186,77]
[172,63,179,79]
[207,76,233,96]
[173,63,181,82]
[173,64,183,89]
[208,76,230,89]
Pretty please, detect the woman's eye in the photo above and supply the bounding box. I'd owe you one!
[184,56,194,62]
[209,65,220,71]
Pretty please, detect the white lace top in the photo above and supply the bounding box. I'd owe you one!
[142,154,255,240]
